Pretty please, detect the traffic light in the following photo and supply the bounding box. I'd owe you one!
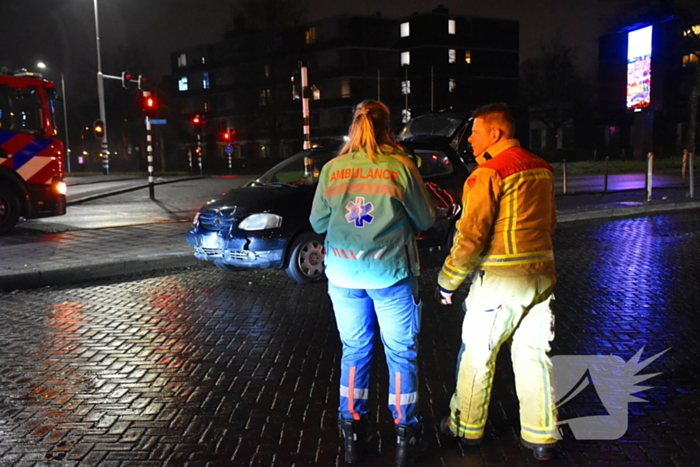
[137,74,147,90]
[121,71,132,89]
[192,115,203,133]
[142,91,157,118]
[93,119,105,139]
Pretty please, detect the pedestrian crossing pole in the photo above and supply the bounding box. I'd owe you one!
[299,62,311,150]
[145,115,155,200]
[142,90,156,200]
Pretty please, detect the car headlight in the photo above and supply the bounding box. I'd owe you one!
[239,213,283,231]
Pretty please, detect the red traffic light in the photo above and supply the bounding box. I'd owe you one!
[142,92,157,118]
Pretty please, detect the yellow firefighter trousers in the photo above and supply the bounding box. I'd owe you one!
[448,271,559,445]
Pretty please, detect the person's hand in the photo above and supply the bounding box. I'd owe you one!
[434,286,453,305]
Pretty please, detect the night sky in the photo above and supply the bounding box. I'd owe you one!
[1,0,617,81]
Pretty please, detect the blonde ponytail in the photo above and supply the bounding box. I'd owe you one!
[339,100,404,162]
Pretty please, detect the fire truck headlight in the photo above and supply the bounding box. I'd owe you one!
[56,181,67,195]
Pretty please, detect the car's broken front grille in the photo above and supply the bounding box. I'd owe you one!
[199,211,238,231]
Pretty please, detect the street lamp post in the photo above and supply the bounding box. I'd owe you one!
[93,0,110,174]
[37,62,72,173]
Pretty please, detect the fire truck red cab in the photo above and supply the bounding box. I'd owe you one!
[0,70,67,234]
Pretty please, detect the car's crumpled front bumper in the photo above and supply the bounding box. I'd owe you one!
[185,229,286,269]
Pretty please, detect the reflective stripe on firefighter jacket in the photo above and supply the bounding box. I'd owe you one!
[438,139,556,292]
[310,147,435,289]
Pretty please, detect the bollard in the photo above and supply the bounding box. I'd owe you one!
[603,156,609,192]
[690,151,695,199]
[646,152,654,202]
[562,159,568,194]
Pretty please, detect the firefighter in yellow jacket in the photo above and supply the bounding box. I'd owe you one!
[435,103,559,461]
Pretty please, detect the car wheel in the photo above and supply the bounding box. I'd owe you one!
[0,187,20,235]
[285,231,326,284]
[214,260,241,272]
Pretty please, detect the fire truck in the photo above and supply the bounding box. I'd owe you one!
[0,69,67,234]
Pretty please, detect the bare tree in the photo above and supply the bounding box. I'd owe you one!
[520,38,589,149]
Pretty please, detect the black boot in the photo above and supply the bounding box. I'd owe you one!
[395,422,426,467]
[521,439,556,461]
[339,416,374,464]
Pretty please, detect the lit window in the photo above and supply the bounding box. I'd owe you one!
[401,109,411,123]
[449,79,456,93]
[448,19,456,34]
[260,89,270,106]
[683,52,699,67]
[401,22,410,37]
[341,80,351,98]
[448,49,456,63]
[178,77,188,91]
[202,72,210,89]
[683,25,700,36]
[401,51,410,66]
[401,80,411,95]
[306,27,317,44]
[177,53,187,67]
[465,50,472,64]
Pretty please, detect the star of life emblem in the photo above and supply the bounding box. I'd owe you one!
[345,197,374,227]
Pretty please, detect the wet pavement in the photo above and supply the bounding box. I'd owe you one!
[1,212,700,466]
[0,176,699,466]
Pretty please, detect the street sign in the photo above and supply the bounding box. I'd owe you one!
[150,119,167,125]
[225,144,234,154]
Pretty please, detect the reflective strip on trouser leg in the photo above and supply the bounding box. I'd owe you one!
[450,272,557,442]
[370,277,421,425]
[329,283,375,420]
[511,291,559,444]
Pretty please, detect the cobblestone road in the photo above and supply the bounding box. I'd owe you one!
[1,211,700,466]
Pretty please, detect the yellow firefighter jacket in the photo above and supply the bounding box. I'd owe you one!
[437,139,556,292]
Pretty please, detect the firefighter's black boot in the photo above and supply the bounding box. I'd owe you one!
[395,422,426,467]
[338,416,374,464]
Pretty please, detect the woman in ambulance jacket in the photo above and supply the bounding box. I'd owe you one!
[310,100,434,467]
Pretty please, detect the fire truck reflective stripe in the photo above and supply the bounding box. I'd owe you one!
[11,138,53,171]
[0,131,14,145]
[17,156,53,184]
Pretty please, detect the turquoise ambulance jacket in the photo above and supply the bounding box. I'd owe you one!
[310,147,435,289]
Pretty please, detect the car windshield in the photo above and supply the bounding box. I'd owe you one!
[254,149,338,186]
[397,114,467,140]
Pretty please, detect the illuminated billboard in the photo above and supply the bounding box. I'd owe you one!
[626,26,653,109]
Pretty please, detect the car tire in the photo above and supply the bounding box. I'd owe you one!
[0,187,20,235]
[214,260,241,272]
[285,231,326,284]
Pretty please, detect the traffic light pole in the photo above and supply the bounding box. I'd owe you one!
[94,0,109,175]
[145,116,155,200]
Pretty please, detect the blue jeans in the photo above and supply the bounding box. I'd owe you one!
[328,277,421,425]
